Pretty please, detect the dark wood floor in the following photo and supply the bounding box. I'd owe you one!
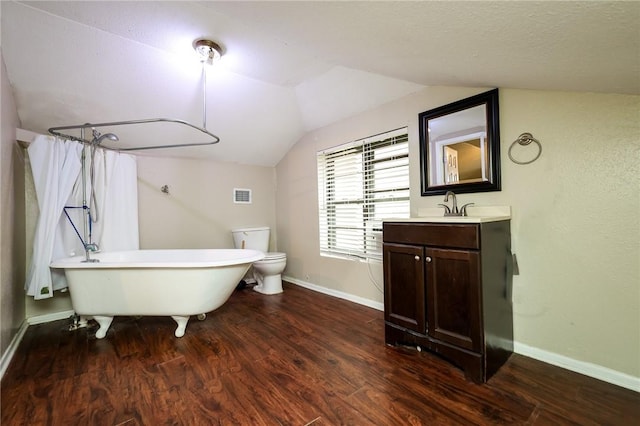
[2,282,638,425]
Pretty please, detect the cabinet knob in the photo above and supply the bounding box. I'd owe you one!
[425,256,432,263]
[414,255,420,261]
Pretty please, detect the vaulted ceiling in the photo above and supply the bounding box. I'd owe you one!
[2,1,638,166]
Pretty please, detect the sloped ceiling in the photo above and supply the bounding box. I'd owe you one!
[2,1,639,166]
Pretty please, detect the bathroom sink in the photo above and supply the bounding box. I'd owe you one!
[386,216,506,224]
[384,206,511,224]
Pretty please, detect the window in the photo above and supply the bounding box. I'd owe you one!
[317,128,410,261]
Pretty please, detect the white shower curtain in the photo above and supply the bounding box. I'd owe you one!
[86,148,139,251]
[25,135,139,299]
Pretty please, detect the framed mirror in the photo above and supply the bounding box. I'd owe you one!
[419,89,501,196]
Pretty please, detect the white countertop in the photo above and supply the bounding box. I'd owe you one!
[383,206,511,224]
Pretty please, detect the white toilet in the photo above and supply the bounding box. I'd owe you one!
[231,227,286,295]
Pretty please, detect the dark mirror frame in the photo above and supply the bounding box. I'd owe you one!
[419,88,501,196]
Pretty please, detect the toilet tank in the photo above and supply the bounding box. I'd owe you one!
[232,227,270,253]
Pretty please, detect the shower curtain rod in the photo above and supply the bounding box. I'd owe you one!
[48,117,220,152]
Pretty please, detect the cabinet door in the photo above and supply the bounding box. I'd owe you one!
[426,248,482,352]
[383,243,426,334]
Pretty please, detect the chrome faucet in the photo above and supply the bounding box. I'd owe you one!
[83,242,100,263]
[438,191,474,217]
[444,191,458,215]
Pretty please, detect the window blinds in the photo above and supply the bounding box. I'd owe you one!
[317,128,410,261]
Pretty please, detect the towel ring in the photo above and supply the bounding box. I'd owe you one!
[508,132,542,165]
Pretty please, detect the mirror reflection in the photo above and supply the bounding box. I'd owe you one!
[428,104,487,186]
[419,89,501,196]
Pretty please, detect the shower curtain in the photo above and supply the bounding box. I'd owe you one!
[25,135,139,299]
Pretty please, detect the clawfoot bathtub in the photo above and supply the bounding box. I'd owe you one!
[50,249,264,339]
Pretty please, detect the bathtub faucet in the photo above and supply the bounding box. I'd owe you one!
[83,243,100,263]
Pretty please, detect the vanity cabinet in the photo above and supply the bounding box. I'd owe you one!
[383,220,513,383]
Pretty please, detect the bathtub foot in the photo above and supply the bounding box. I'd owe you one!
[197,313,206,321]
[68,314,90,331]
[171,316,189,338]
[94,316,114,339]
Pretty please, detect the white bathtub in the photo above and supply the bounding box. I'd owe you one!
[50,249,264,339]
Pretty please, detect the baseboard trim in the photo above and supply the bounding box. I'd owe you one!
[2,310,76,380]
[514,342,639,392]
[0,320,29,380]
[284,276,639,393]
[27,309,75,325]
[284,276,384,311]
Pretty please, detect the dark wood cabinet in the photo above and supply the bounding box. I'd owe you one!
[426,247,482,352]
[383,220,513,383]
[383,243,425,333]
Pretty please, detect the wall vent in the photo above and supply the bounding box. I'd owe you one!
[234,188,252,204]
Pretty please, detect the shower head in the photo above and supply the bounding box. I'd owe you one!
[92,133,119,145]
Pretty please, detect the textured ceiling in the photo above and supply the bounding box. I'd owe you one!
[2,1,639,166]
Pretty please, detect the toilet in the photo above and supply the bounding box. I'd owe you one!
[231,227,286,295]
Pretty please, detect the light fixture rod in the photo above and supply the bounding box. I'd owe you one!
[193,39,224,129]
[202,62,207,129]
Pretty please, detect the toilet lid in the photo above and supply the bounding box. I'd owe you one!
[263,252,286,260]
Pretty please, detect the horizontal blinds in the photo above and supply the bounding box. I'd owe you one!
[317,129,409,261]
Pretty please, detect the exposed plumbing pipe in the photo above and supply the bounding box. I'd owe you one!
[80,127,88,254]
[76,129,120,262]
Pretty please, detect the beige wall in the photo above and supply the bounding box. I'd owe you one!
[477,89,639,379]
[275,86,640,379]
[137,155,277,250]
[1,51,25,355]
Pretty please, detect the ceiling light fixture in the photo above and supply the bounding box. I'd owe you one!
[193,38,224,131]
[193,38,223,65]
